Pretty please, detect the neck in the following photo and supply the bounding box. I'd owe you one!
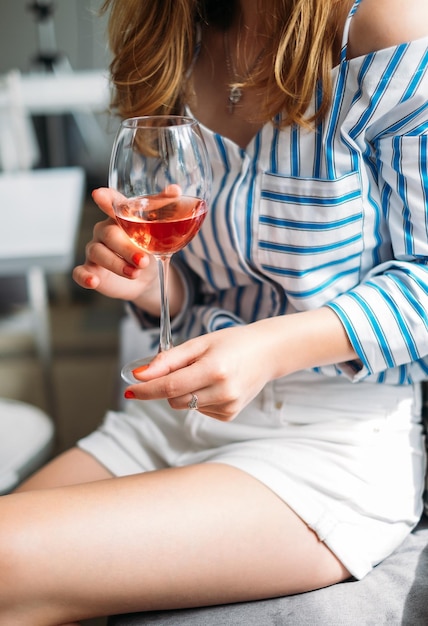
[224,1,266,84]
[227,2,261,40]
[223,5,266,115]
[235,0,260,31]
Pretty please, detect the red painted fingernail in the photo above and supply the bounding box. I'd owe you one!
[132,364,150,376]
[84,276,93,287]
[124,390,136,399]
[132,252,144,266]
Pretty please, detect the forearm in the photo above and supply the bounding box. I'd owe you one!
[254,307,357,381]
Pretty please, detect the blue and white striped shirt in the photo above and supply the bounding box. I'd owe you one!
[169,0,428,385]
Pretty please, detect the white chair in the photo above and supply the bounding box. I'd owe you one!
[0,69,85,421]
[0,397,54,494]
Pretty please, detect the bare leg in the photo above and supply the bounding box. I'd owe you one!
[0,462,349,625]
[15,447,114,492]
[12,448,114,626]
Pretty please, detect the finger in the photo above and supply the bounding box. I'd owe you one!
[86,239,142,280]
[123,378,240,422]
[90,219,151,272]
[92,187,124,220]
[72,259,139,292]
[168,390,205,412]
[115,185,183,216]
[196,408,237,422]
[159,184,182,199]
[72,264,101,290]
[96,185,182,222]
[131,338,207,382]
[126,370,235,412]
[168,393,239,422]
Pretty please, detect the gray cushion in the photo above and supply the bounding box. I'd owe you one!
[108,514,428,626]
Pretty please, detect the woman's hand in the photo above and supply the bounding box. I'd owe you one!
[73,188,159,303]
[123,309,357,421]
[123,323,277,421]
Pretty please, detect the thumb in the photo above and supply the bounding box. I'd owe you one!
[132,340,201,381]
[91,187,122,220]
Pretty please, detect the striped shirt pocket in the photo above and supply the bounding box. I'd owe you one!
[257,170,364,309]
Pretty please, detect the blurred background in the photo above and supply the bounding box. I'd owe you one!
[0,0,125,455]
[0,0,109,74]
[0,3,135,624]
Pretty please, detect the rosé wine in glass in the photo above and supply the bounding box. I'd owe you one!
[115,195,208,256]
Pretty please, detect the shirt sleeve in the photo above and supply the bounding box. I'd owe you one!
[328,85,428,383]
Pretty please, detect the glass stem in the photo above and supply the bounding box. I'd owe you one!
[156,255,173,352]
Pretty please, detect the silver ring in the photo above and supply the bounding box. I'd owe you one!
[188,393,199,410]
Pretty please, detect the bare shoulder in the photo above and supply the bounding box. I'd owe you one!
[348,0,428,59]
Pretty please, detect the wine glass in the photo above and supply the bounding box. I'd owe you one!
[109,115,212,384]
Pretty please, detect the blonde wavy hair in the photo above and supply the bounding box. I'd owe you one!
[101,0,346,128]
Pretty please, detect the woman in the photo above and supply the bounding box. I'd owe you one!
[1,0,427,623]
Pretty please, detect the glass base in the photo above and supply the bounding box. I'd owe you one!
[121,356,154,385]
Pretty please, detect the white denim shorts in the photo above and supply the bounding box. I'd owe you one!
[78,370,426,579]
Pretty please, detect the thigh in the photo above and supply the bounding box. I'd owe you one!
[0,463,349,625]
[15,447,113,492]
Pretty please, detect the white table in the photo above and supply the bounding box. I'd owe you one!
[0,69,113,170]
[0,166,85,419]
[0,70,110,115]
